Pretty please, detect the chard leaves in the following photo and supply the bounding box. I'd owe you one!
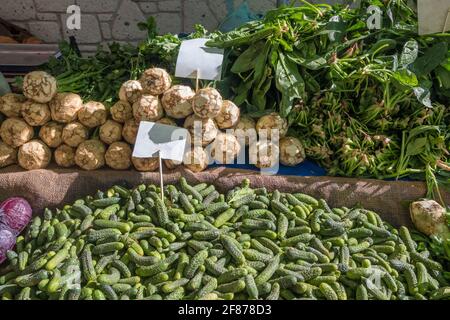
[393,69,418,87]
[275,52,305,117]
[231,42,265,74]
[411,42,448,77]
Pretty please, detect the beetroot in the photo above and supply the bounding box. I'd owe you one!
[0,197,32,235]
[0,228,16,264]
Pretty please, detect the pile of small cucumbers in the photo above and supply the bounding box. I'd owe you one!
[1,178,449,300]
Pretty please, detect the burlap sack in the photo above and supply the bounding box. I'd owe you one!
[1,165,449,227]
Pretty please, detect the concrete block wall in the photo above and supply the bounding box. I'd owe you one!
[0,0,342,52]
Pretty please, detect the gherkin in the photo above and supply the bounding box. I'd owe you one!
[2,178,447,300]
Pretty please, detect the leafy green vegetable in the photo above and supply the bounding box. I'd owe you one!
[275,52,305,117]
[411,42,448,77]
[39,17,208,105]
[205,0,449,200]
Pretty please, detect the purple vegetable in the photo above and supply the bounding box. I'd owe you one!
[0,228,16,264]
[0,197,32,235]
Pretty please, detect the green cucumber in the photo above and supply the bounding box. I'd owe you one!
[255,254,280,286]
[87,228,121,242]
[165,287,185,300]
[218,268,248,284]
[244,275,259,299]
[162,278,190,294]
[221,235,245,265]
[93,220,131,234]
[217,280,246,294]
[243,249,273,263]
[410,251,443,272]
[214,209,236,228]
[319,283,338,300]
[196,278,218,298]
[203,202,230,216]
[45,247,69,271]
[92,242,124,255]
[266,282,280,300]
[184,249,208,279]
[98,267,121,285]
[15,270,48,287]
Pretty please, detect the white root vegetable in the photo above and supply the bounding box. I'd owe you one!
[215,100,240,129]
[234,115,257,146]
[0,93,26,117]
[161,85,195,119]
[164,159,182,170]
[75,139,106,171]
[249,141,280,169]
[0,142,17,168]
[184,114,218,147]
[122,119,140,145]
[157,117,177,126]
[256,112,288,138]
[18,140,51,170]
[279,136,306,167]
[62,122,89,148]
[100,120,123,145]
[211,132,241,164]
[105,142,132,170]
[410,200,449,237]
[54,144,76,168]
[49,93,83,123]
[78,101,107,128]
[183,146,209,173]
[0,118,34,147]
[21,100,51,126]
[110,100,133,123]
[139,68,172,95]
[22,71,57,103]
[133,94,164,122]
[192,88,223,119]
[39,121,64,148]
[132,157,159,172]
[119,80,143,104]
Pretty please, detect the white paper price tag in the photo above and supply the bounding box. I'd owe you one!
[418,0,450,35]
[132,122,189,162]
[175,38,224,81]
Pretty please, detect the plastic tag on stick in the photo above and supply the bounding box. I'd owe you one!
[175,38,224,81]
[132,122,189,162]
[132,122,190,201]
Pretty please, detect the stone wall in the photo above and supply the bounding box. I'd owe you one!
[0,0,341,52]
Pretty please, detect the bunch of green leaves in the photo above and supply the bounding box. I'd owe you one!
[41,17,212,105]
[207,0,450,200]
[207,2,343,117]
[46,41,141,104]
[208,0,450,114]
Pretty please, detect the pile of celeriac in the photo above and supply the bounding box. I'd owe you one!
[0,68,306,172]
